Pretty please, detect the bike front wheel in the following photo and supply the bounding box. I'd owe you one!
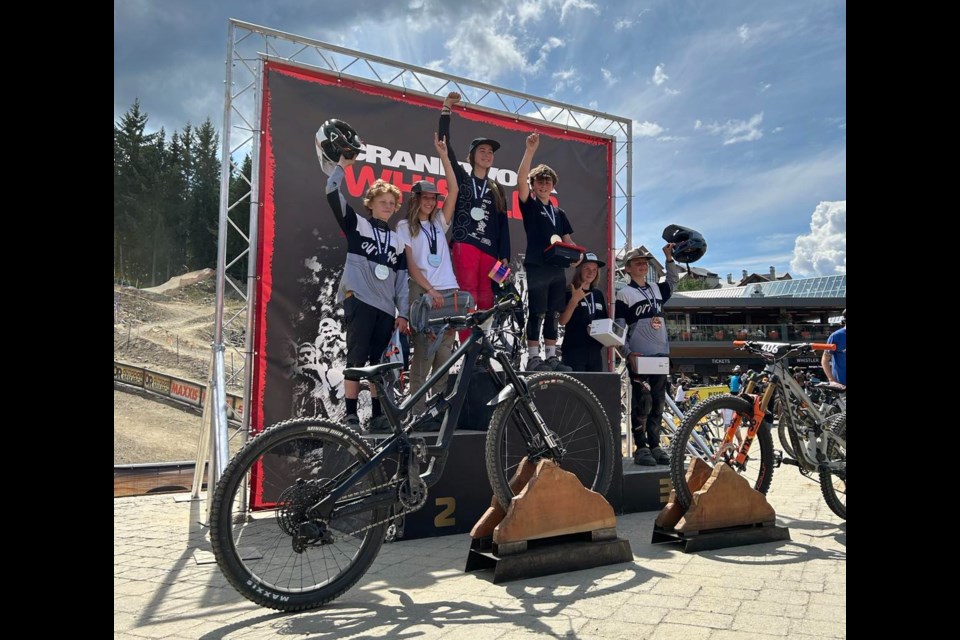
[668,394,775,510]
[818,411,846,520]
[209,418,390,611]
[484,372,616,508]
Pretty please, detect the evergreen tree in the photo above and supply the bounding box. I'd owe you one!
[114,99,159,285]
[188,119,221,270]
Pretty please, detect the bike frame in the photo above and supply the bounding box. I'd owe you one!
[725,356,845,474]
[307,308,558,521]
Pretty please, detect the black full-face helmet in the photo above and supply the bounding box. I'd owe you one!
[662,224,707,264]
[318,118,364,163]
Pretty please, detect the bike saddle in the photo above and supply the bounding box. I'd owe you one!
[813,382,846,394]
[343,362,404,381]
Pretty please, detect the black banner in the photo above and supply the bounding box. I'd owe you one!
[252,61,614,431]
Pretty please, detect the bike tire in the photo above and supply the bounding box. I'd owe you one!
[484,372,616,509]
[668,394,775,510]
[818,411,846,520]
[209,418,390,611]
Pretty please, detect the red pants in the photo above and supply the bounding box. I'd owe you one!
[452,242,497,344]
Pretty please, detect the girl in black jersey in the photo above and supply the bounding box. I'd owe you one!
[558,252,608,372]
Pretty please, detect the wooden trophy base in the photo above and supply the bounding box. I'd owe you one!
[465,459,633,583]
[652,458,790,553]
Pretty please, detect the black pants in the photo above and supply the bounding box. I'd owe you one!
[630,373,667,449]
[561,346,604,372]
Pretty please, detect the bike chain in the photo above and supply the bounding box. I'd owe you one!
[326,476,427,539]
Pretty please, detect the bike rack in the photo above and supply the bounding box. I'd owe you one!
[651,458,790,552]
[465,459,633,583]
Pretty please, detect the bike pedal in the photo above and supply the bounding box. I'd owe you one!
[780,457,799,467]
[773,450,783,468]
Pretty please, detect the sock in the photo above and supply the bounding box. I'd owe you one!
[545,345,557,358]
[371,400,383,418]
[528,346,540,358]
[346,398,358,416]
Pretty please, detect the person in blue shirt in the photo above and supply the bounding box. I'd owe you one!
[729,365,742,393]
[821,309,846,385]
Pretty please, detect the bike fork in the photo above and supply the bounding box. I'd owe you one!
[494,352,564,460]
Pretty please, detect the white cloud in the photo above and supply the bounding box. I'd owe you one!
[517,0,598,25]
[697,112,764,145]
[664,88,680,96]
[657,135,687,142]
[559,0,600,22]
[552,67,581,93]
[759,82,772,92]
[634,120,664,137]
[790,201,846,277]
[532,37,564,71]
[615,18,633,31]
[516,0,540,25]
[444,24,527,82]
[652,64,669,85]
[772,126,783,134]
[738,24,750,42]
[601,67,617,87]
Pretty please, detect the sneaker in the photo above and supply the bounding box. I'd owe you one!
[650,446,670,465]
[633,447,657,466]
[366,415,392,434]
[344,413,360,432]
[526,356,553,372]
[544,355,572,372]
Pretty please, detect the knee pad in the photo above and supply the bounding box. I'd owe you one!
[526,313,546,341]
[542,311,559,340]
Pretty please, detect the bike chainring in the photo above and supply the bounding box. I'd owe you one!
[398,478,428,509]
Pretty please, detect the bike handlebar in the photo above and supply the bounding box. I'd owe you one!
[733,340,836,351]
[426,295,521,330]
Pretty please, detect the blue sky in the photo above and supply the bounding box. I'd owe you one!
[114,0,845,280]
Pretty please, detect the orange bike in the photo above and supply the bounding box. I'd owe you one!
[668,340,846,520]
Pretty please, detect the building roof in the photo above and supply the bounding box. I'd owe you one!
[674,274,845,299]
[666,274,846,309]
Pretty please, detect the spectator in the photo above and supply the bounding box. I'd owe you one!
[821,309,846,385]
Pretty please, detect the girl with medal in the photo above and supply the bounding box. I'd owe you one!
[326,152,409,434]
[395,133,462,423]
[558,252,608,372]
[438,92,511,342]
[516,131,578,372]
[614,244,680,466]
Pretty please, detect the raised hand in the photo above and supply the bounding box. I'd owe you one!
[434,132,448,155]
[526,132,540,151]
[443,92,461,108]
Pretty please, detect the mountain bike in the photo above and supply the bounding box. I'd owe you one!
[208,297,616,611]
[775,381,846,459]
[667,340,846,520]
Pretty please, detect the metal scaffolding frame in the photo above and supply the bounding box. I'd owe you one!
[193,19,636,519]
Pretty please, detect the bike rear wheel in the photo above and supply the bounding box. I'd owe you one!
[484,372,616,508]
[818,411,846,520]
[668,394,775,509]
[209,418,390,611]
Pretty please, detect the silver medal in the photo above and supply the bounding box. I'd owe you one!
[428,254,441,267]
[470,206,485,221]
[374,264,390,280]
[549,234,562,245]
